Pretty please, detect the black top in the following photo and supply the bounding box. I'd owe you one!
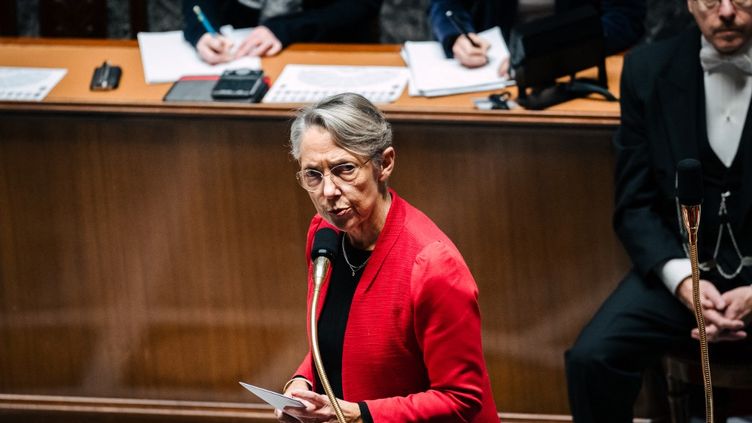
[696,80,752,288]
[315,234,373,422]
[182,0,381,48]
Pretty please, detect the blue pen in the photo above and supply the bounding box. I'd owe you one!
[193,5,217,36]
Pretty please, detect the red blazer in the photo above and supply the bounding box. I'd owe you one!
[294,189,499,422]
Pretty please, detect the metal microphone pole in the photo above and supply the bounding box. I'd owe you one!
[309,229,346,423]
[678,159,713,423]
[310,268,347,423]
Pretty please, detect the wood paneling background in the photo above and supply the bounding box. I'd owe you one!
[0,110,630,417]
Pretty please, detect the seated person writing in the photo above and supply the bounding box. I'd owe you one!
[182,0,382,64]
[429,0,646,76]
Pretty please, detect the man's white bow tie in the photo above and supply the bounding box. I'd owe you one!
[700,45,752,75]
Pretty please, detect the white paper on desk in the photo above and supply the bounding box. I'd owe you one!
[403,26,514,97]
[137,30,261,84]
[262,64,409,104]
[0,66,67,102]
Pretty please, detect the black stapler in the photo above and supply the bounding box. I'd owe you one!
[90,61,122,91]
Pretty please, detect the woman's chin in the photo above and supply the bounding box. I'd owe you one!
[323,209,355,231]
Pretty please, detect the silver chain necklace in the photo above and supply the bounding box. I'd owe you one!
[342,235,370,277]
[676,190,752,279]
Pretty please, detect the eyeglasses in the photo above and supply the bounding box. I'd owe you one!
[296,158,372,192]
[695,0,752,9]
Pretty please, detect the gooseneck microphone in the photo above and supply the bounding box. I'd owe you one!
[678,159,703,245]
[677,158,713,423]
[311,228,338,290]
[309,228,346,423]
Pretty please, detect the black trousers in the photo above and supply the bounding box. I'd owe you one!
[565,269,750,423]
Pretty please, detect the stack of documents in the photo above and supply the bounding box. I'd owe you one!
[137,30,261,84]
[402,27,514,97]
[262,64,409,104]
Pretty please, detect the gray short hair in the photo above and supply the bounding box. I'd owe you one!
[289,93,392,161]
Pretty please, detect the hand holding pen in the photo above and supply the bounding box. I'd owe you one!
[445,10,489,68]
[193,5,234,65]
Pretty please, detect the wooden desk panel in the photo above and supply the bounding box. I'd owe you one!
[0,113,310,402]
[390,122,629,413]
[0,111,630,414]
[0,39,631,418]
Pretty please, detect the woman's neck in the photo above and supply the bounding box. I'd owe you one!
[347,192,392,251]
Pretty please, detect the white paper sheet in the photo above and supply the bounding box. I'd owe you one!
[403,26,514,97]
[239,382,305,410]
[0,67,67,102]
[137,30,261,84]
[262,64,409,104]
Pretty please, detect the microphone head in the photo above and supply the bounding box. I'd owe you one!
[311,228,339,262]
[677,159,703,206]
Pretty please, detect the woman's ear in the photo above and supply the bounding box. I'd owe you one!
[378,147,395,182]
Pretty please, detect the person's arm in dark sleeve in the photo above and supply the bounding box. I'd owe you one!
[262,0,382,48]
[181,0,224,46]
[612,51,685,278]
[428,0,475,57]
[600,0,646,55]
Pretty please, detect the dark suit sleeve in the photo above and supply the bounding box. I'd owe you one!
[612,51,685,278]
[262,0,382,47]
[182,0,260,46]
[430,0,645,57]
[600,0,646,55]
[428,0,475,57]
[182,0,219,46]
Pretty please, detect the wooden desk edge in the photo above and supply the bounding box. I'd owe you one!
[0,393,581,422]
[0,394,655,422]
[0,101,619,127]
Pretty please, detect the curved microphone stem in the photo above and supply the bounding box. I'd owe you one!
[682,205,714,423]
[310,282,347,423]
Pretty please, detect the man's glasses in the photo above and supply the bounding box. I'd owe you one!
[296,158,372,192]
[696,0,752,9]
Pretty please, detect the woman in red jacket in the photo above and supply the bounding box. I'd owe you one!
[279,93,500,423]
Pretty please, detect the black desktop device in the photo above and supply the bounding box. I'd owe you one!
[211,69,266,101]
[509,6,616,110]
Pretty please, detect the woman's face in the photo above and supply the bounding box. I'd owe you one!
[297,126,392,241]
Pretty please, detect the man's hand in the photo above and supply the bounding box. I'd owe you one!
[452,34,489,68]
[196,33,234,64]
[498,55,510,78]
[235,26,283,58]
[720,285,752,323]
[452,34,510,77]
[677,277,746,342]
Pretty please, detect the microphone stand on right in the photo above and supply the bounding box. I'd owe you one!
[678,158,713,423]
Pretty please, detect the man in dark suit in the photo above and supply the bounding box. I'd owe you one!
[565,0,752,421]
[429,0,646,74]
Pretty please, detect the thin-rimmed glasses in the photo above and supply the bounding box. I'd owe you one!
[296,158,372,192]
